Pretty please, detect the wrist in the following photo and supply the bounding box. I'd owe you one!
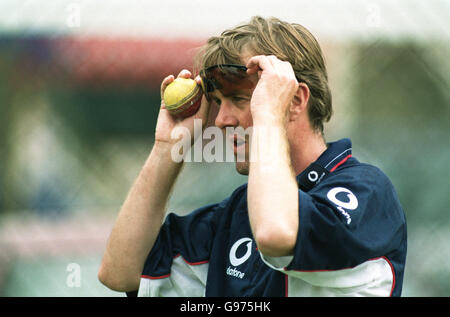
[252,109,286,128]
[151,141,185,166]
[154,139,176,150]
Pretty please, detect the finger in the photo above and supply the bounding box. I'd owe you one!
[177,69,192,79]
[194,75,202,86]
[160,74,175,98]
[194,74,208,111]
[280,60,297,79]
[246,55,263,75]
[266,55,280,66]
[246,55,276,77]
[194,75,207,97]
[266,56,290,76]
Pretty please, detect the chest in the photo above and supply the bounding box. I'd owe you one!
[205,206,284,296]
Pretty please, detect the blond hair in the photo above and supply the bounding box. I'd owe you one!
[195,16,332,133]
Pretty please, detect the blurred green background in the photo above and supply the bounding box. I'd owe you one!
[0,0,448,297]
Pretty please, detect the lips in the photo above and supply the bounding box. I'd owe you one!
[230,135,246,154]
[234,138,245,147]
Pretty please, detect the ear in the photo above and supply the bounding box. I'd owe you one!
[289,83,310,121]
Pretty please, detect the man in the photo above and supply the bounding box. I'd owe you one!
[98,16,407,297]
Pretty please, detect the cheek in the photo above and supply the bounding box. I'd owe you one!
[207,102,221,127]
[240,108,254,129]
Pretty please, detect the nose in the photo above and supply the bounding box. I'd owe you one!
[215,100,238,129]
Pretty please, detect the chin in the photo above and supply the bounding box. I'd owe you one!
[235,161,250,175]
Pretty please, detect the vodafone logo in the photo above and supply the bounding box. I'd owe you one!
[229,237,252,266]
[226,237,252,280]
[308,171,319,182]
[326,187,358,225]
[327,187,358,210]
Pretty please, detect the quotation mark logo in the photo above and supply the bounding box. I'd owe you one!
[229,238,252,267]
[327,187,358,225]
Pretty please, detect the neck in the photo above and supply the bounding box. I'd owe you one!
[289,128,327,176]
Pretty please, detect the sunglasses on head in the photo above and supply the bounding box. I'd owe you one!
[200,64,256,101]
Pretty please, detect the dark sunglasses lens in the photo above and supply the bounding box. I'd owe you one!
[201,65,255,100]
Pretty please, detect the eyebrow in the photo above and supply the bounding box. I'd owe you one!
[208,89,253,102]
[221,90,253,97]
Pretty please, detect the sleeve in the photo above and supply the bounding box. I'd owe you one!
[260,166,406,296]
[137,199,227,297]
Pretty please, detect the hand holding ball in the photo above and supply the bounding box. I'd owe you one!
[163,78,203,118]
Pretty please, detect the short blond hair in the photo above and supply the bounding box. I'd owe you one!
[195,16,332,133]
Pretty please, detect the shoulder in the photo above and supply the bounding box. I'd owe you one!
[322,157,397,194]
[312,158,404,218]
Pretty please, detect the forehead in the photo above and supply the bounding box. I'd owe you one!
[201,45,259,99]
[209,88,252,99]
[202,39,256,66]
[208,72,259,99]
